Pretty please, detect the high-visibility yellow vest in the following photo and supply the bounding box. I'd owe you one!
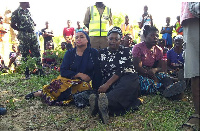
[89,6,110,36]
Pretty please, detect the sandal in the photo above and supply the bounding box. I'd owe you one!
[181,114,200,131]
[25,89,42,100]
[25,92,35,100]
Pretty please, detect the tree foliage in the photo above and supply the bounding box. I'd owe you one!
[112,13,125,27]
[112,13,141,43]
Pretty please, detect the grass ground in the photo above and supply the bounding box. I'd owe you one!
[0,72,194,131]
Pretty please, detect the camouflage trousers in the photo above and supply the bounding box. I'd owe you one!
[17,31,41,65]
[17,31,40,58]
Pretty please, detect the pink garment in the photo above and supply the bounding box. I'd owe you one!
[132,42,163,67]
[162,53,167,61]
[180,2,195,24]
[63,27,75,37]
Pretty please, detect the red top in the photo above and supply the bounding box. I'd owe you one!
[63,27,75,37]
[132,42,163,67]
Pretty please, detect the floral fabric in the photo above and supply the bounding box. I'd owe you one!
[42,75,91,106]
[99,46,135,83]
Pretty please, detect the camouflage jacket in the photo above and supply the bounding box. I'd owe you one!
[11,7,35,32]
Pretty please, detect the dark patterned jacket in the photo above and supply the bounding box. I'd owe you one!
[11,7,35,32]
[99,46,136,84]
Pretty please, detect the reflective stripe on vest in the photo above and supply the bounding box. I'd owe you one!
[89,6,110,36]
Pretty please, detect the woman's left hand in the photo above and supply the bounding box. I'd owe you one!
[147,69,159,82]
[98,83,110,93]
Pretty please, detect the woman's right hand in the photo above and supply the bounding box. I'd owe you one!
[76,73,91,82]
[98,83,110,93]
[147,69,158,82]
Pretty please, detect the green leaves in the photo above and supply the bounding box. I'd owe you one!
[16,56,38,73]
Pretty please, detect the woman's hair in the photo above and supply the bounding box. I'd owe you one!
[107,26,123,38]
[143,25,158,38]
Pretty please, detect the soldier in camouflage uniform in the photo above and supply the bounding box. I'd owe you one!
[11,2,42,79]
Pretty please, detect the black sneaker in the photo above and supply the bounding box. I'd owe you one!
[98,93,109,124]
[25,92,35,100]
[163,81,186,98]
[0,107,7,115]
[89,94,98,116]
[25,90,42,100]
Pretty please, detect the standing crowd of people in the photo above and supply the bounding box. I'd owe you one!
[0,1,199,130]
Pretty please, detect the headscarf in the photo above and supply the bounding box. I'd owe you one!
[74,31,92,74]
[61,30,99,79]
[107,26,123,38]
[76,30,91,48]
[174,35,183,40]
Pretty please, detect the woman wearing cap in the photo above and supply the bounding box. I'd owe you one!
[89,27,141,124]
[25,31,100,106]
[132,25,186,99]
[167,35,184,78]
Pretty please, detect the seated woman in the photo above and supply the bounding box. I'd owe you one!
[158,38,168,61]
[132,25,185,98]
[25,31,100,106]
[0,54,8,73]
[61,42,72,51]
[89,27,141,124]
[120,33,133,49]
[42,41,56,68]
[157,39,168,73]
[61,42,67,51]
[167,35,184,79]
[8,44,22,71]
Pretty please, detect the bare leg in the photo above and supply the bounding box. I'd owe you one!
[34,91,42,97]
[191,76,199,115]
[182,76,199,130]
[25,90,42,100]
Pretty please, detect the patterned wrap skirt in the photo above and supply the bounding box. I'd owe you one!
[41,75,92,106]
[139,72,172,95]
